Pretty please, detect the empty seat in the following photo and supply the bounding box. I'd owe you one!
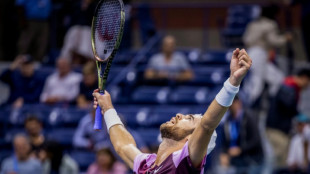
[169,86,212,104]
[70,150,95,172]
[146,105,190,127]
[200,50,231,64]
[47,128,75,147]
[136,128,161,147]
[188,66,230,86]
[132,86,170,104]
[116,105,151,128]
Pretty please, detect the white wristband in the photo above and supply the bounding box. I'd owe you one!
[104,108,123,133]
[215,78,239,107]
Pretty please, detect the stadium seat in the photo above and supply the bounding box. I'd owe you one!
[200,50,231,64]
[132,86,170,104]
[136,128,161,147]
[4,129,25,143]
[115,105,151,128]
[146,105,190,127]
[187,66,230,86]
[70,150,95,172]
[47,128,75,147]
[169,86,212,104]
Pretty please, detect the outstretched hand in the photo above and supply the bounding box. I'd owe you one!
[229,48,252,87]
[92,89,114,114]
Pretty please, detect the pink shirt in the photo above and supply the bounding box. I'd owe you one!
[133,142,206,174]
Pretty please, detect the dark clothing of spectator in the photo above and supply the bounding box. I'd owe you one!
[292,0,310,62]
[267,77,299,134]
[69,0,98,26]
[0,69,44,105]
[16,0,51,61]
[79,81,98,102]
[219,110,264,166]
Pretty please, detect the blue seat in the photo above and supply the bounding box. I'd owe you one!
[187,66,230,86]
[132,86,170,104]
[47,128,75,147]
[169,86,212,104]
[115,105,151,128]
[70,150,95,172]
[200,50,230,64]
[4,129,25,143]
[146,105,190,127]
[0,150,12,166]
[136,128,161,147]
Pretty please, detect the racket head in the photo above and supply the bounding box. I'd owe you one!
[91,0,125,62]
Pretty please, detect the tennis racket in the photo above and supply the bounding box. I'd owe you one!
[91,0,125,130]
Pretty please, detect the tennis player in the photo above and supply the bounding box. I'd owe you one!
[93,48,252,174]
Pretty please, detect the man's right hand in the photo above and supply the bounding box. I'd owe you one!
[93,89,114,114]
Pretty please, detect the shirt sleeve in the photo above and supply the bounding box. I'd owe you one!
[172,142,206,170]
[133,153,150,173]
[176,53,190,70]
[73,117,91,148]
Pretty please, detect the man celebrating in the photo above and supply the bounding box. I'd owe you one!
[93,48,252,173]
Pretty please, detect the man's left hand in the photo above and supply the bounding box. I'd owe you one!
[229,48,252,86]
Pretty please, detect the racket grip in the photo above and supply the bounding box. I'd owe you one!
[94,93,104,130]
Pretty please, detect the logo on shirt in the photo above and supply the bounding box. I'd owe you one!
[154,165,163,173]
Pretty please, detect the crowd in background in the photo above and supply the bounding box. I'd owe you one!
[1,0,310,174]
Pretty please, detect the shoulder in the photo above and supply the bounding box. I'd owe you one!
[28,157,42,168]
[150,53,164,61]
[1,156,13,166]
[173,52,186,59]
[133,153,156,172]
[68,72,83,81]
[62,154,78,169]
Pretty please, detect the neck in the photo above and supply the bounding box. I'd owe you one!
[30,134,44,146]
[155,138,185,166]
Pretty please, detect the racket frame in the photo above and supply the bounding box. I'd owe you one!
[91,0,125,130]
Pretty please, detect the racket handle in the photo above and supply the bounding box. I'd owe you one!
[94,93,104,130]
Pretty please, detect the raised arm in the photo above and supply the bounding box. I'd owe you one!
[92,91,142,169]
[188,48,252,167]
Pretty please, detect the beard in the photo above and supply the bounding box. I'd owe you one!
[160,123,194,141]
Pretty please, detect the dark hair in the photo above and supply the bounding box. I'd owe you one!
[261,4,279,20]
[24,115,42,125]
[96,148,116,170]
[43,141,64,172]
[297,68,310,78]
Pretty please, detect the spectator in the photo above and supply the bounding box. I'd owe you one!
[284,0,310,62]
[24,116,46,159]
[73,110,149,153]
[242,5,292,106]
[41,141,79,174]
[266,68,310,169]
[16,0,51,61]
[40,57,82,104]
[76,61,98,109]
[73,110,110,150]
[1,134,42,174]
[0,55,44,107]
[60,0,98,65]
[287,114,310,173]
[217,97,264,174]
[86,148,127,174]
[144,35,193,82]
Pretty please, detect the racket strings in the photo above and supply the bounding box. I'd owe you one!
[94,0,121,60]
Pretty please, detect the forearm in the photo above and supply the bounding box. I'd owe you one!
[109,125,141,167]
[201,100,228,131]
[104,108,141,168]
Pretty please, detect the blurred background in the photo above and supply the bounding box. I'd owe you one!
[0,0,310,174]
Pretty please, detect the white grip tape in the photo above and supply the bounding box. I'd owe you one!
[104,108,123,133]
[215,78,239,107]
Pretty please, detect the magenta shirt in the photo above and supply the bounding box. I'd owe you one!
[133,142,206,174]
